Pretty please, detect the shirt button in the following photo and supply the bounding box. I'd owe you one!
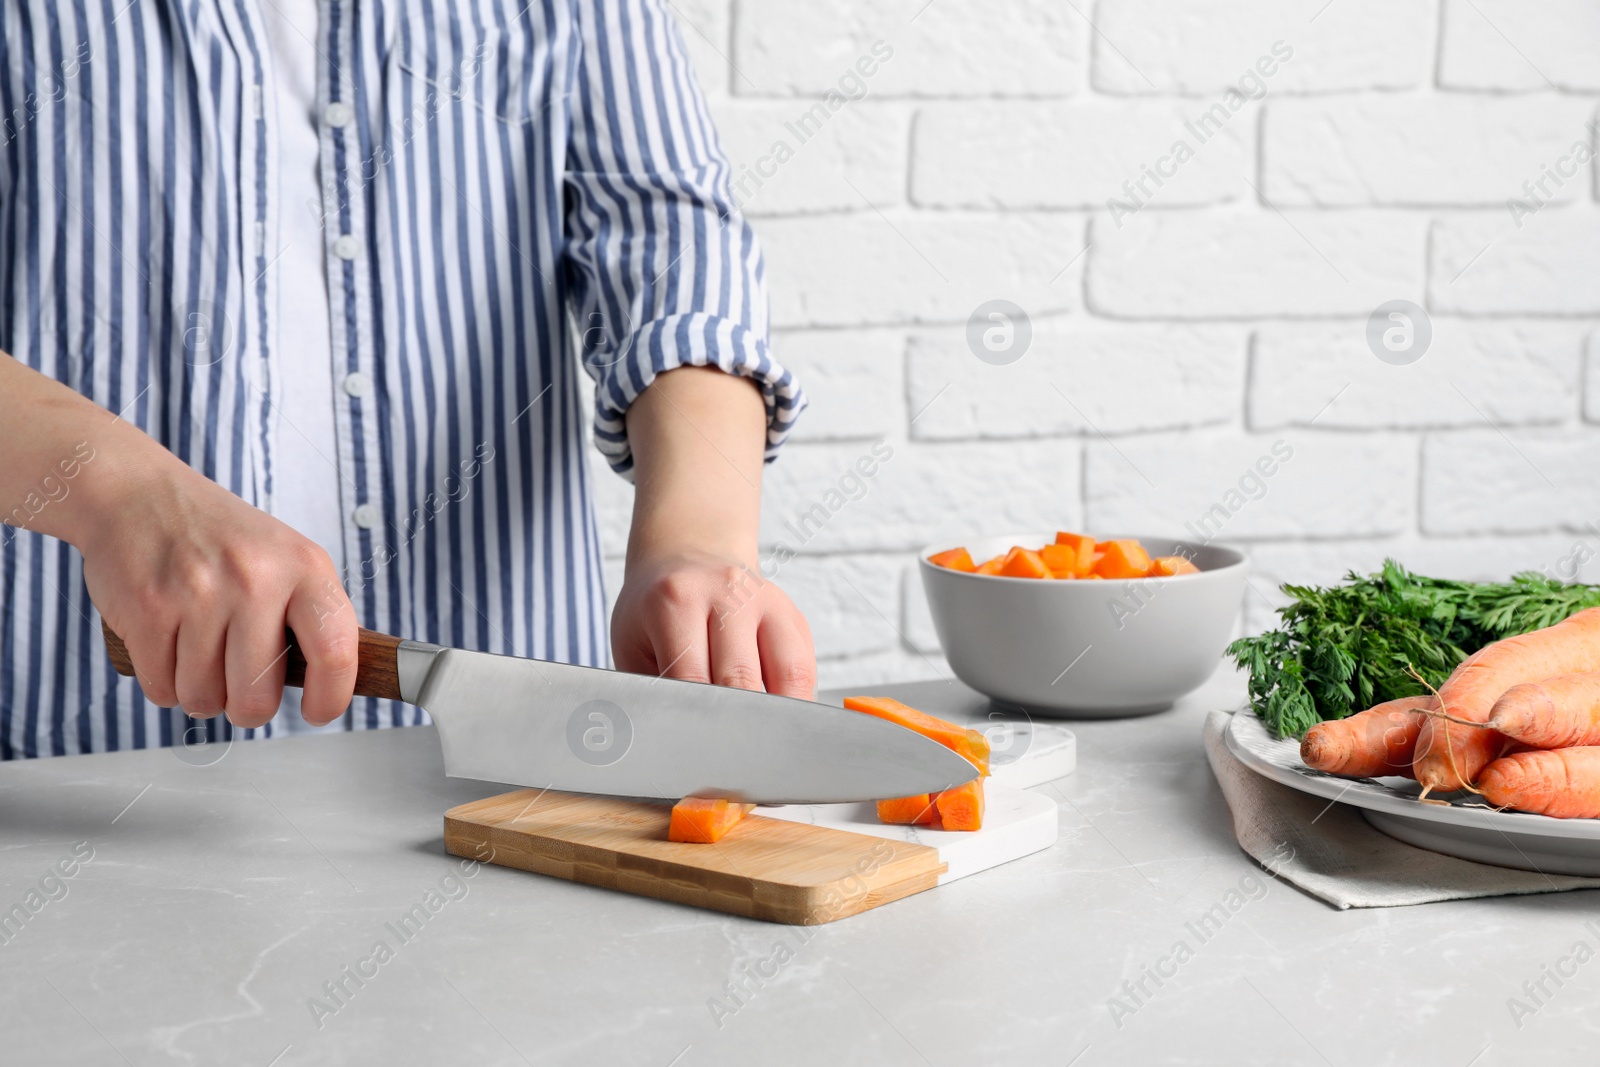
[342,371,373,397]
[333,234,360,260]
[352,503,381,529]
[324,101,354,128]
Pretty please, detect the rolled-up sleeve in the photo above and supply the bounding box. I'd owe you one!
[563,0,805,479]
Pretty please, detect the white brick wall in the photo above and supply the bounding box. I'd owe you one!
[1091,0,1434,95]
[731,2,1084,97]
[1429,215,1600,315]
[1421,431,1600,535]
[1248,322,1584,429]
[1088,213,1428,318]
[1261,96,1597,206]
[906,323,1245,439]
[1084,432,1416,541]
[592,1,1600,686]
[1437,0,1600,92]
[760,213,1083,327]
[716,102,909,215]
[912,102,1251,209]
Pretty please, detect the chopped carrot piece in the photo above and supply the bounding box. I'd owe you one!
[1052,532,1098,576]
[933,780,985,832]
[843,696,991,775]
[846,697,990,834]
[973,554,1006,575]
[1092,539,1154,579]
[1148,555,1200,577]
[1039,543,1080,579]
[927,547,977,572]
[964,727,990,766]
[997,546,1052,579]
[876,794,940,826]
[667,797,756,843]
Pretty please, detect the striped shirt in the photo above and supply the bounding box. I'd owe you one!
[0,0,804,760]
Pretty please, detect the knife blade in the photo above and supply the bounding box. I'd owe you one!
[103,624,980,804]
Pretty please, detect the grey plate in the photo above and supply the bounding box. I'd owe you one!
[1225,710,1600,877]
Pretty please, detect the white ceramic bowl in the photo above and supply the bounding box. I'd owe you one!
[918,533,1248,717]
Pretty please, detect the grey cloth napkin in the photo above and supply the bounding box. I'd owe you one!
[1202,709,1600,909]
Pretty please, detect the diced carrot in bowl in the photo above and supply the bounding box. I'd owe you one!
[1092,539,1154,579]
[1052,532,1098,576]
[1039,543,1080,579]
[928,547,976,572]
[997,546,1053,580]
[930,533,1202,582]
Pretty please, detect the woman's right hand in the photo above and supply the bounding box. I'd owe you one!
[0,351,359,729]
[76,454,360,728]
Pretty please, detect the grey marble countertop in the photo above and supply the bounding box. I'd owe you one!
[3,670,1597,1066]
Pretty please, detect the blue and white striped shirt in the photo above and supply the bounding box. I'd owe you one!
[0,0,804,759]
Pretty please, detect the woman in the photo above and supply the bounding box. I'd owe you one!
[0,0,814,758]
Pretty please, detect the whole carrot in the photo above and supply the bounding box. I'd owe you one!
[1300,696,1434,778]
[1415,607,1600,792]
[1486,673,1600,749]
[1478,747,1600,819]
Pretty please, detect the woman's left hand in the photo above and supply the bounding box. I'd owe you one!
[611,548,816,699]
[615,364,816,699]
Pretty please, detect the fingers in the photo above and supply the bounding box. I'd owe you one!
[610,558,816,699]
[173,620,227,719]
[757,611,817,700]
[286,575,359,727]
[609,613,660,676]
[651,623,711,684]
[224,610,290,730]
[644,590,712,685]
[708,600,763,691]
[120,621,179,708]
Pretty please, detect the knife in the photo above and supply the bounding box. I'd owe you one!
[102,624,980,805]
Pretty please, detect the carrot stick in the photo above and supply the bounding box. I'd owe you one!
[1478,747,1600,819]
[1299,696,1434,779]
[1486,673,1600,750]
[843,696,991,774]
[1414,607,1600,792]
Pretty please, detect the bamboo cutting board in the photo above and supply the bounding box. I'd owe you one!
[444,779,1058,925]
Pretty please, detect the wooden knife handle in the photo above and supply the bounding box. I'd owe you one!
[102,621,407,702]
